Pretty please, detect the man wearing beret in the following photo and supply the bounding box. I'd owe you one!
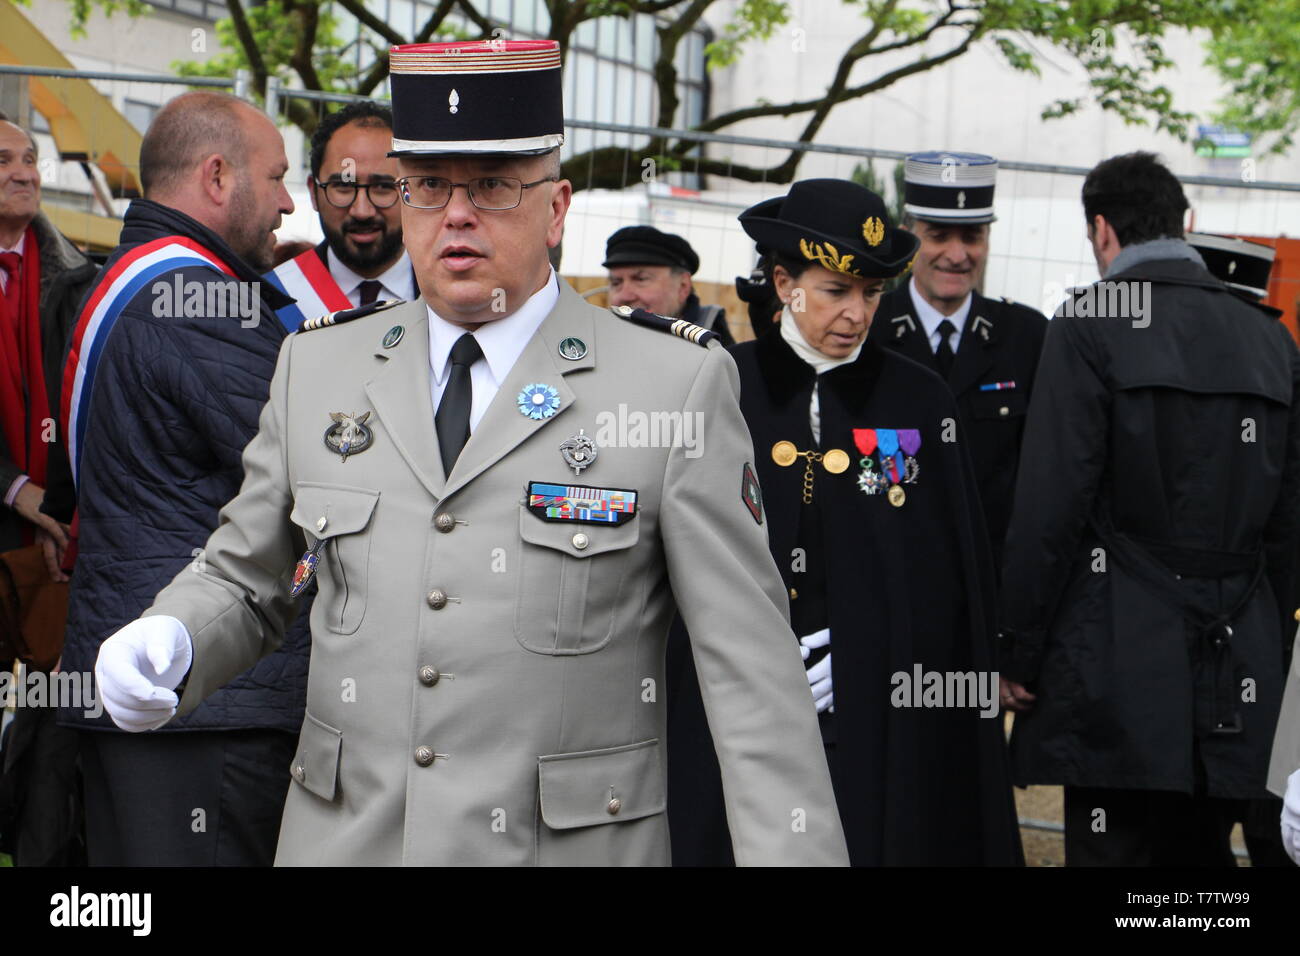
[604,225,734,346]
[90,40,847,867]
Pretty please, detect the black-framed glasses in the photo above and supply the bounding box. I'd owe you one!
[315,179,401,209]
[395,176,558,211]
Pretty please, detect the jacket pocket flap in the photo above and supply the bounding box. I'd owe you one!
[290,483,380,538]
[518,505,639,558]
[291,711,343,802]
[538,738,664,829]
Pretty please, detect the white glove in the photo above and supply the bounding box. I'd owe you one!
[95,615,193,732]
[1283,768,1300,865]
[798,628,833,714]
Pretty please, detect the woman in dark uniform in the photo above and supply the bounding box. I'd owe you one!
[666,179,1023,865]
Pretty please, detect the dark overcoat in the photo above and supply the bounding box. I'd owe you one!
[1000,258,1300,798]
[668,330,1023,865]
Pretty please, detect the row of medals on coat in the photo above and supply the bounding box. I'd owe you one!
[772,427,920,507]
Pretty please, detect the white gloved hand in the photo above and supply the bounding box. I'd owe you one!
[95,615,193,732]
[1283,768,1300,865]
[798,628,833,714]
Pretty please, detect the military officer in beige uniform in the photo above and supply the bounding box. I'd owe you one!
[91,40,848,866]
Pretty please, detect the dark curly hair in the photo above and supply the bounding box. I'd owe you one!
[308,100,393,181]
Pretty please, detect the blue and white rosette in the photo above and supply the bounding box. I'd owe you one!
[517,383,561,420]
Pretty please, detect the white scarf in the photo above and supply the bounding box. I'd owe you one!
[779,304,863,444]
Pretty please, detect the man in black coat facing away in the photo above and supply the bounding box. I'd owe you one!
[1000,152,1300,866]
[869,152,1047,571]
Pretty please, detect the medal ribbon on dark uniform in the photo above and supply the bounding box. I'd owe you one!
[898,428,921,484]
[853,428,885,496]
[876,428,903,484]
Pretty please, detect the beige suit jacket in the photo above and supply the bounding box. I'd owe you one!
[146,281,848,865]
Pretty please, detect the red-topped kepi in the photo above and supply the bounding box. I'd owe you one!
[387,39,565,156]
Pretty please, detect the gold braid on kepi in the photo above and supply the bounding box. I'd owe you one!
[297,299,403,333]
[609,305,719,347]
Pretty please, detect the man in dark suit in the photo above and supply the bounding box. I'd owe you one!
[265,101,415,327]
[868,152,1046,570]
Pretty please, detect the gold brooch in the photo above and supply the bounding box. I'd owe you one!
[799,238,860,277]
[862,217,885,247]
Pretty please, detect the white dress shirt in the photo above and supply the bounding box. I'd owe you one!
[907,275,972,356]
[327,246,417,307]
[427,270,560,433]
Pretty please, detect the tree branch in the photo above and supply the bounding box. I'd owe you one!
[695,27,975,134]
[288,0,324,93]
[225,0,269,91]
[627,0,687,13]
[416,0,458,41]
[335,0,407,46]
[458,0,494,37]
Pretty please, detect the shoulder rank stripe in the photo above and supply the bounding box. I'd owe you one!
[611,305,719,348]
[298,298,402,333]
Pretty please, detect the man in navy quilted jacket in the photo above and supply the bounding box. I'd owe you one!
[54,91,310,865]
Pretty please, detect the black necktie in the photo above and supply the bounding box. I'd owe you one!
[358,280,382,306]
[436,333,483,476]
[935,319,956,378]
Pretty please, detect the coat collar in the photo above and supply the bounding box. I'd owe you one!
[753,324,885,415]
[363,281,597,502]
[119,199,294,309]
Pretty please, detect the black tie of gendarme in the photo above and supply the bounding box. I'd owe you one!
[358,280,382,306]
[935,318,956,378]
[436,333,483,476]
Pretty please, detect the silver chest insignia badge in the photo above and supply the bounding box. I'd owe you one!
[560,428,599,477]
[324,411,374,462]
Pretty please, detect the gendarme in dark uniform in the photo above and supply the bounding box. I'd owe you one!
[869,152,1047,569]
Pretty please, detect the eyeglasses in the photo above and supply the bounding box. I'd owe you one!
[315,179,400,209]
[395,176,558,211]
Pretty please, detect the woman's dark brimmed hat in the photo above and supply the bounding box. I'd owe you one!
[738,178,918,279]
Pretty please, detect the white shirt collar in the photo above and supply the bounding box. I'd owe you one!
[427,269,560,387]
[0,232,27,256]
[908,275,972,346]
[327,246,417,302]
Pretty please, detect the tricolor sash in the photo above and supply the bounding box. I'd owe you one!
[61,237,236,488]
[262,248,352,331]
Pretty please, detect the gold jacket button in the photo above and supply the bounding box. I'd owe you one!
[292,764,306,783]
[789,587,798,600]
[606,797,622,815]
[414,746,435,767]
[426,588,448,609]
[999,406,1010,417]
[572,532,590,550]
[434,512,456,533]
[419,665,440,686]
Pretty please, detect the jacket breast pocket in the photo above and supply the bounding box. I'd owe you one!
[290,482,379,635]
[514,505,640,655]
[536,738,668,866]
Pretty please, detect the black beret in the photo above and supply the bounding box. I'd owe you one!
[603,226,699,274]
